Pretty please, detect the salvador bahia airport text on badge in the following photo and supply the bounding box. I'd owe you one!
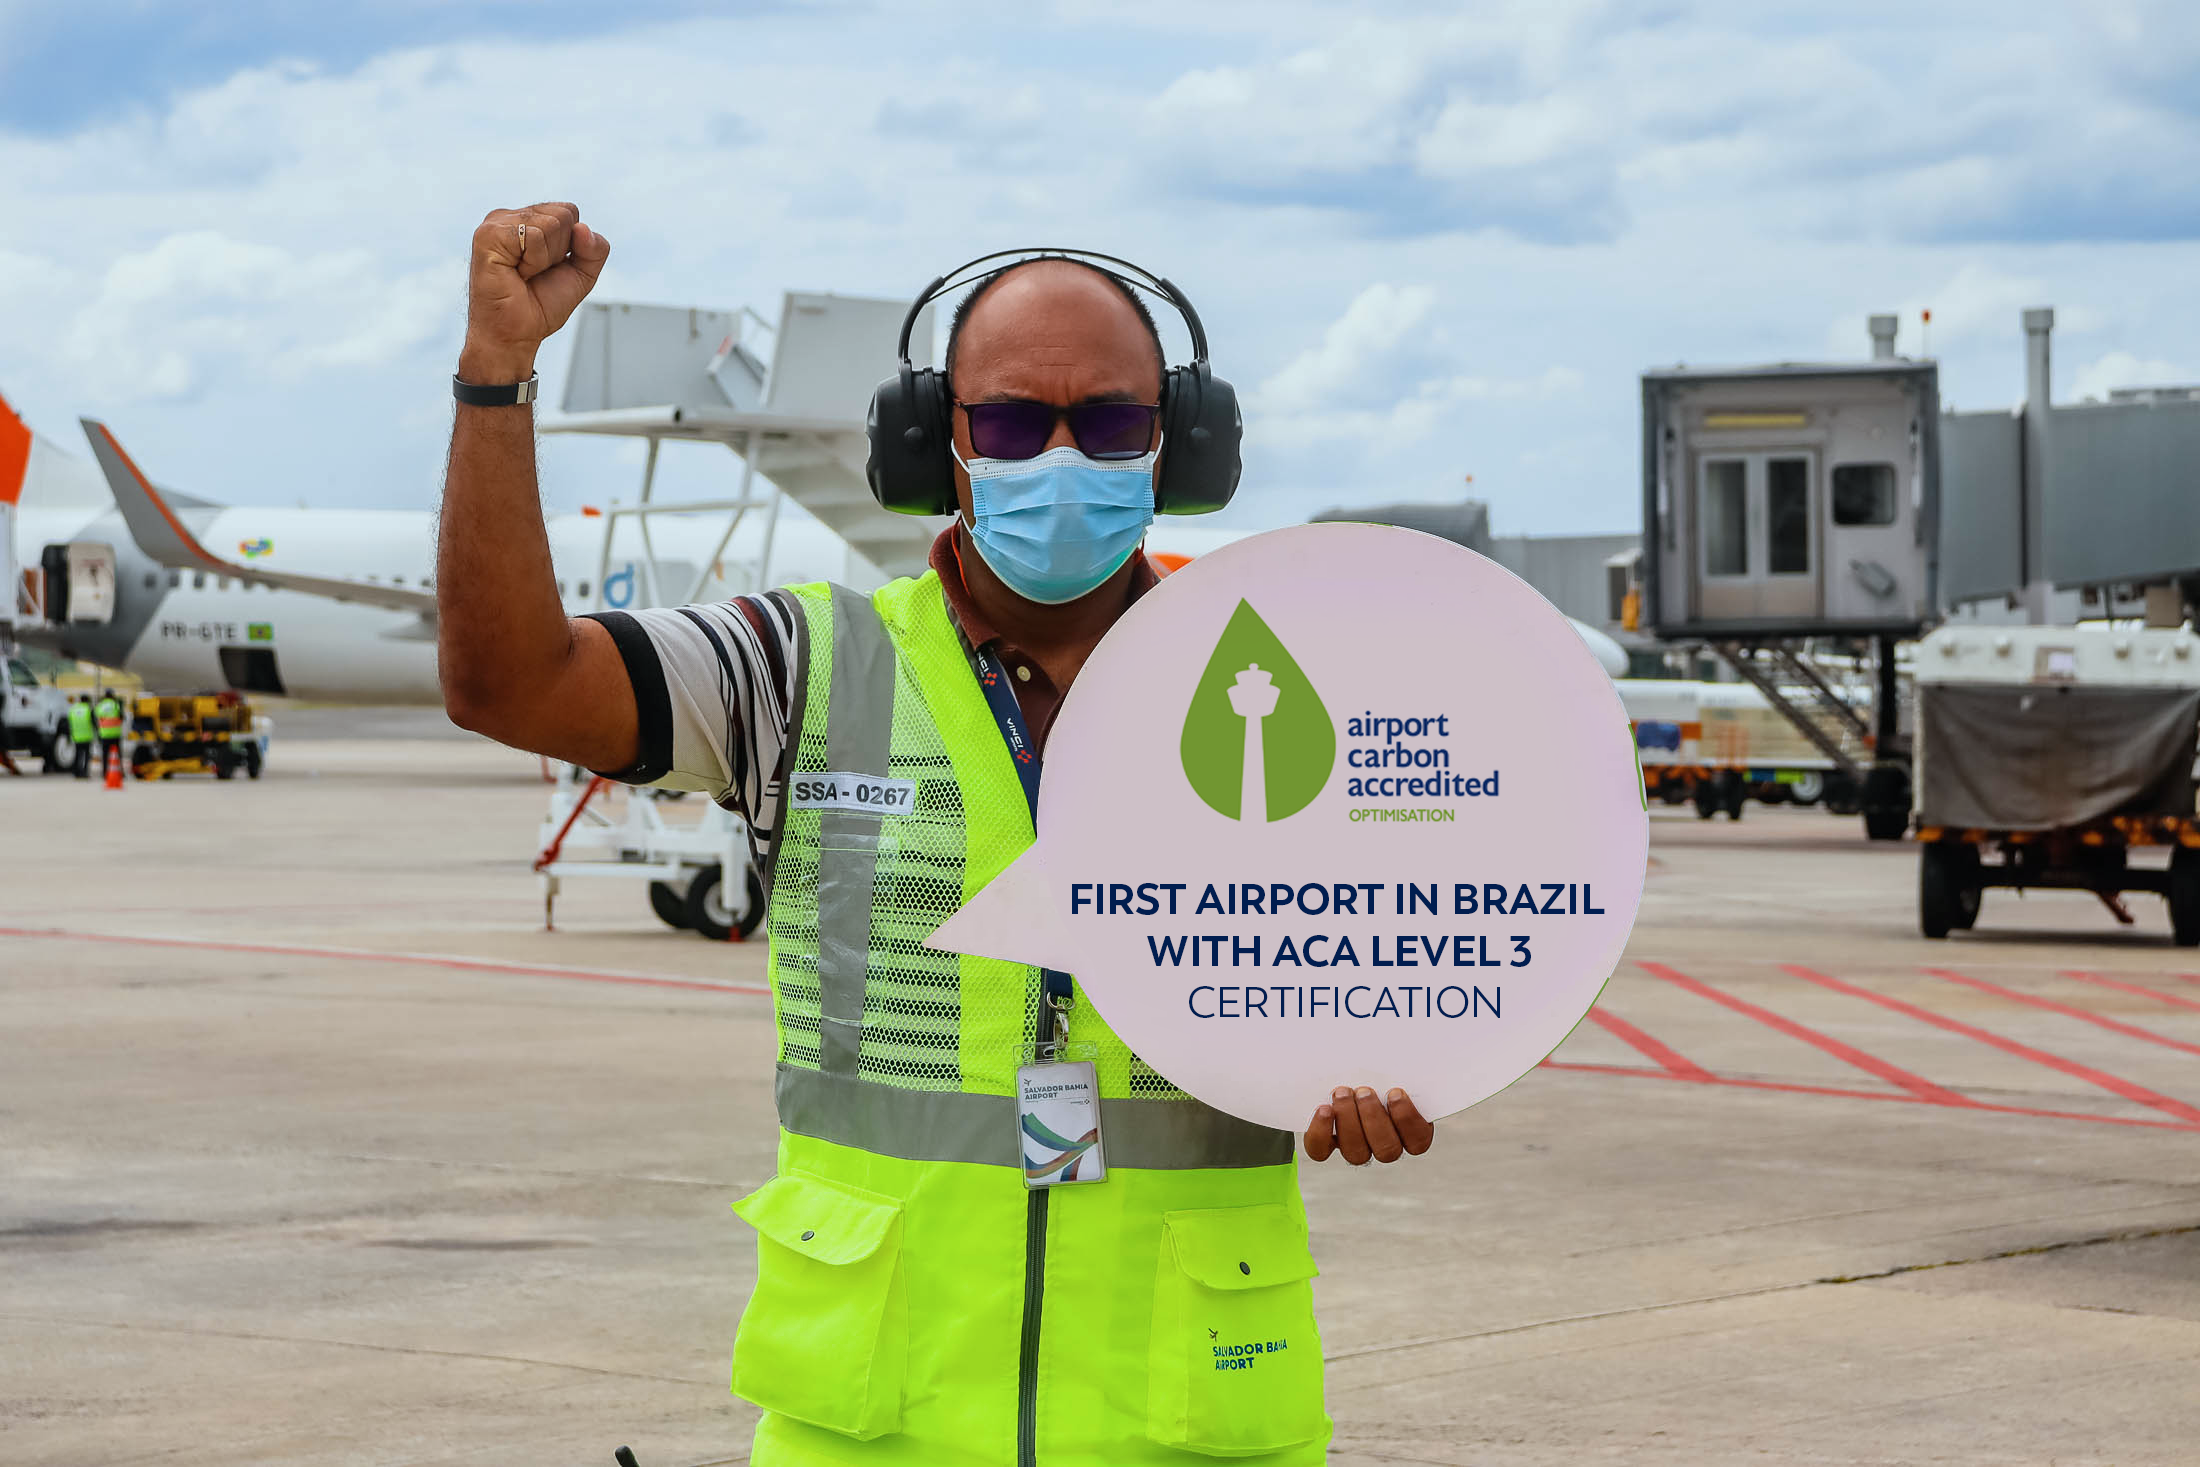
[930,520,1649,1149]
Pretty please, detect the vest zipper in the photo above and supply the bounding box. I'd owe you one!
[1015,989,1061,1467]
[1016,1185,1048,1467]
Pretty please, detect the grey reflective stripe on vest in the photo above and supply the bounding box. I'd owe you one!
[777,1064,1294,1171]
[815,584,897,1077]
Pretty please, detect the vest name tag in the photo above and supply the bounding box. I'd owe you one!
[789,772,917,816]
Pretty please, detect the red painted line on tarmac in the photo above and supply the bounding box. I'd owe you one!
[1584,1007,1712,1080]
[1540,1061,2200,1133]
[1785,965,2200,1126]
[1637,961,1978,1107]
[2064,970,2200,1014]
[0,926,771,998]
[1929,968,2200,1059]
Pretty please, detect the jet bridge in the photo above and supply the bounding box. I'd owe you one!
[541,292,939,604]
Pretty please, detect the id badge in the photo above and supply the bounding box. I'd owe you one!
[1015,1058,1106,1187]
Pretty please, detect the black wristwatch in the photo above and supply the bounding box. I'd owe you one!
[452,372,539,407]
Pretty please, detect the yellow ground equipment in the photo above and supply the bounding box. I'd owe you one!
[129,693,264,781]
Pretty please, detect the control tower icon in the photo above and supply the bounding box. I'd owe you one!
[1226,664,1280,825]
[1180,599,1336,824]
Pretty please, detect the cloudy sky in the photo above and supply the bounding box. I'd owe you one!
[3,0,2197,537]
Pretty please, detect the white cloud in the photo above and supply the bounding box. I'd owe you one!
[2071,349,2196,402]
[0,5,2196,536]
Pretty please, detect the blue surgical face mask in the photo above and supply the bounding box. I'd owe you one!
[954,440,1159,606]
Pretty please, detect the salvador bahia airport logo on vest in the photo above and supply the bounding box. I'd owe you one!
[1180,600,1335,822]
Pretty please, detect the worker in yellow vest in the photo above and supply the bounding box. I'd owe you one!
[437,206,1436,1466]
[67,694,96,779]
[93,690,125,780]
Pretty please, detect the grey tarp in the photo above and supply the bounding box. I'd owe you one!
[1917,683,2200,830]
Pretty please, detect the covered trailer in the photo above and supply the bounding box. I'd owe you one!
[1912,624,2200,941]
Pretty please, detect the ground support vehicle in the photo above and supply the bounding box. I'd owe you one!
[534,768,763,941]
[3,655,74,772]
[127,692,265,781]
[1913,624,2200,942]
[1625,678,1853,820]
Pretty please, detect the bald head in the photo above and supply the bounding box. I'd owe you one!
[945,259,1164,401]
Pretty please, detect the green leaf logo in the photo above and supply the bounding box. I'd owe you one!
[1180,599,1335,821]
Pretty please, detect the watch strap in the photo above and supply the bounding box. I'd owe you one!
[452,372,539,407]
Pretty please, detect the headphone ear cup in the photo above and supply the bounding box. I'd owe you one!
[866,365,959,515]
[1154,363,1243,515]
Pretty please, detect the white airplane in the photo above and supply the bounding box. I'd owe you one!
[0,392,884,703]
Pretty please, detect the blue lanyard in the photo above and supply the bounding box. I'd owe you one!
[971,643,1044,821]
[970,644,1073,1013]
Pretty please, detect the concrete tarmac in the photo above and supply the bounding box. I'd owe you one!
[3,733,2197,1465]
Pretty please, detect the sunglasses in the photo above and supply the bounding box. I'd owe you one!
[958,399,1159,462]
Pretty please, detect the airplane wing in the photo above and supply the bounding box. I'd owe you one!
[79,418,437,616]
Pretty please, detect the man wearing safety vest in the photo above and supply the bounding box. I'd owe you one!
[67,694,95,778]
[437,204,1435,1467]
[93,690,125,780]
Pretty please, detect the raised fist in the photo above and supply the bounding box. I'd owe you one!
[459,202,610,384]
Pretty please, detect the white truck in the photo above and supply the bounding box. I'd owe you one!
[3,654,75,771]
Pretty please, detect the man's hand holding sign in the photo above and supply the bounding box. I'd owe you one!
[439,208,1643,1466]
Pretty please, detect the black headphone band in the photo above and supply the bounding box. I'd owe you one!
[893,247,1210,369]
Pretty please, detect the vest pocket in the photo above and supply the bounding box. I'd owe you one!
[1147,1204,1326,1456]
[730,1171,908,1440]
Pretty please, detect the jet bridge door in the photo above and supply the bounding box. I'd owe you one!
[1692,449,1819,623]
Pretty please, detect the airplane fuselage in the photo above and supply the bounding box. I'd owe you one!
[14,503,863,703]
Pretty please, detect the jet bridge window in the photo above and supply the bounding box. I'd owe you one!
[1703,459,1748,576]
[1767,457,1811,574]
[1832,462,1898,526]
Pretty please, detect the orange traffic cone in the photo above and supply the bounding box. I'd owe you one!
[105,756,123,790]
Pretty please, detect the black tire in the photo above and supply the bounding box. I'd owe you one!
[2170,848,2200,948]
[1861,764,1912,842]
[1722,777,1746,821]
[649,880,691,930]
[212,747,237,780]
[1788,771,1824,807]
[1658,780,1688,807]
[43,727,73,773]
[130,744,157,779]
[684,864,767,942]
[1920,842,1957,939]
[244,743,263,779]
[1693,781,1719,821]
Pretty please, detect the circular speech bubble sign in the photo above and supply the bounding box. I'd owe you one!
[927,522,1647,1132]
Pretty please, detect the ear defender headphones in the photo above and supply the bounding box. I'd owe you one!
[865,248,1243,517]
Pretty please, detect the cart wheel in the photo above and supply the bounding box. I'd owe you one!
[649,880,691,931]
[244,743,263,780]
[1919,841,1958,939]
[684,865,767,942]
[212,748,237,780]
[2170,848,2200,948]
[1693,781,1719,821]
[1722,777,1746,821]
[130,744,157,779]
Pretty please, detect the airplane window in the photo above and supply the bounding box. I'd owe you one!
[144,572,158,590]
[394,576,406,586]
[557,580,568,597]
[577,581,590,600]
[216,577,230,591]
[168,571,180,588]
[193,572,206,590]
